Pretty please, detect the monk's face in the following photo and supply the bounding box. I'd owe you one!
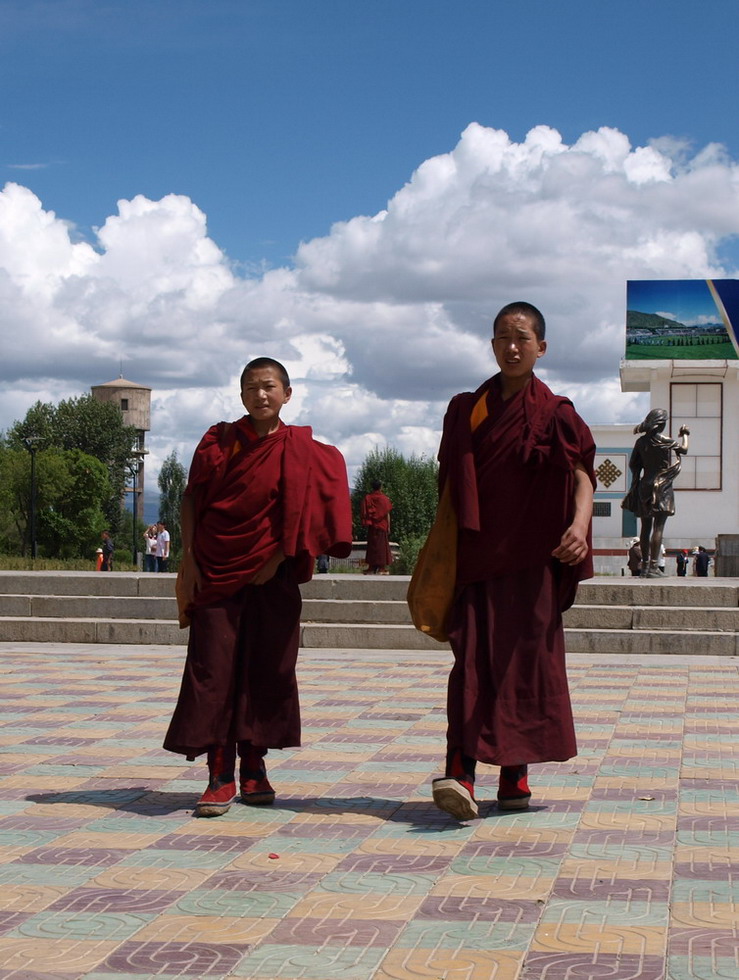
[491,312,546,381]
[241,367,292,431]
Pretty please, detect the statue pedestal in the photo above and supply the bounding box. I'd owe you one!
[716,535,739,577]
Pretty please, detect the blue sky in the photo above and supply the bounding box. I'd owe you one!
[628,279,717,321]
[2,0,739,486]
[5,0,738,268]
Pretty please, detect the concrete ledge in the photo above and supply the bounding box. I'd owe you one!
[1,572,736,652]
[301,623,446,651]
[301,576,409,600]
[0,617,187,645]
[302,599,411,624]
[632,607,739,632]
[565,627,739,657]
[0,595,178,620]
[563,606,634,629]
[576,580,739,608]
[0,571,176,598]
[565,605,739,632]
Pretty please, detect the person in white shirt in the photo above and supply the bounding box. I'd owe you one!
[156,521,171,572]
[143,525,158,572]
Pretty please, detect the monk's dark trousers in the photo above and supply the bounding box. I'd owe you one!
[164,564,302,758]
[446,562,577,767]
[365,526,391,568]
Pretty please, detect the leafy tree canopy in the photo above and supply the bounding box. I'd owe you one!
[352,446,439,545]
[0,445,111,558]
[5,395,139,532]
[158,450,187,557]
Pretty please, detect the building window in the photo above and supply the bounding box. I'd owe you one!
[593,501,612,517]
[120,398,129,411]
[670,382,722,490]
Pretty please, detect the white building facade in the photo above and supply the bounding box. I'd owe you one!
[590,279,739,574]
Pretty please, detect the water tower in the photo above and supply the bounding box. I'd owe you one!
[90,377,151,524]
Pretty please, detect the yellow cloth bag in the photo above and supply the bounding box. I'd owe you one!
[406,481,457,643]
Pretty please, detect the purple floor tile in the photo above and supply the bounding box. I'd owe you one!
[418,895,543,922]
[99,940,249,975]
[48,887,182,913]
[269,914,404,947]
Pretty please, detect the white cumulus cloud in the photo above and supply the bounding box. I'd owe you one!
[1,122,738,488]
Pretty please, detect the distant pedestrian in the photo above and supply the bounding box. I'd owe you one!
[627,539,641,577]
[143,525,158,572]
[657,544,666,574]
[100,530,114,571]
[694,546,710,577]
[676,550,689,577]
[156,521,170,572]
[361,481,393,575]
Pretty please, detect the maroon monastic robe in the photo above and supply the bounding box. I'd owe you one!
[361,491,393,568]
[164,417,352,758]
[439,374,595,766]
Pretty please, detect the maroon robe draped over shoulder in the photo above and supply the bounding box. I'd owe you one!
[439,374,595,766]
[163,416,352,758]
[361,491,393,568]
[185,417,352,611]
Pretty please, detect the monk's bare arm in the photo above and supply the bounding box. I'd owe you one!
[551,462,593,566]
[250,547,285,585]
[180,492,203,600]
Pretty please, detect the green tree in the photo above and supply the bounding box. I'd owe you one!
[0,445,111,558]
[352,446,439,572]
[158,450,187,560]
[6,396,139,533]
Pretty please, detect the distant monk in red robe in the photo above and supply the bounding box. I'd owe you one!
[164,357,352,817]
[361,481,393,574]
[430,302,595,821]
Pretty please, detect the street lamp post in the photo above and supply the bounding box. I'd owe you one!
[128,450,146,567]
[22,436,41,559]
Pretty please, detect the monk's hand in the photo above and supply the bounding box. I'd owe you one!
[251,549,285,585]
[180,553,203,603]
[552,523,589,566]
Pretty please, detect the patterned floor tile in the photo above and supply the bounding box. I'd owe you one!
[10,909,154,940]
[132,913,277,943]
[375,947,524,980]
[0,937,119,973]
[231,943,385,978]
[97,939,249,976]
[1,643,738,978]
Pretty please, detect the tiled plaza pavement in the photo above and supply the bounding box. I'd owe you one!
[0,643,737,980]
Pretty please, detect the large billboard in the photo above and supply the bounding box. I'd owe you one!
[625,279,739,360]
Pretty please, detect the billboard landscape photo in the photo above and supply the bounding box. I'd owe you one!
[626,279,739,360]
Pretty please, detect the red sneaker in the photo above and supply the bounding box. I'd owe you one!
[432,777,478,821]
[195,779,238,818]
[240,772,276,806]
[497,765,531,810]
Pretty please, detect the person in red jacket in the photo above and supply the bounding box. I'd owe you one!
[164,358,353,817]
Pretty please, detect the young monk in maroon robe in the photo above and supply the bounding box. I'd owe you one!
[164,358,352,817]
[361,481,393,574]
[431,302,595,821]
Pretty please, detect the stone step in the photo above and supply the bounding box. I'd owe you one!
[0,616,185,645]
[1,616,737,656]
[564,627,739,657]
[563,605,739,632]
[1,571,738,608]
[1,593,736,632]
[0,571,736,652]
[0,595,178,620]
